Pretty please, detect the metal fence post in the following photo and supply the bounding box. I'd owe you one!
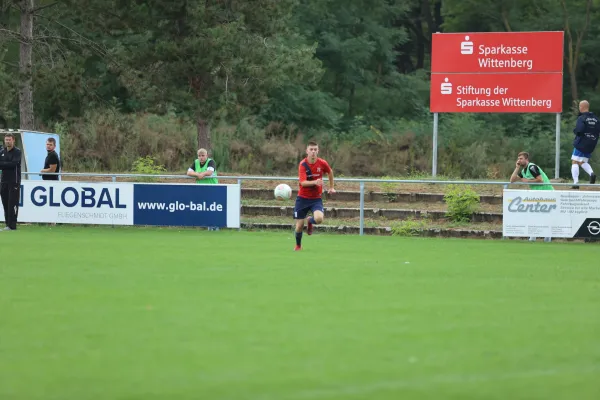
[111,175,117,228]
[359,181,365,236]
[238,178,242,231]
[502,184,508,240]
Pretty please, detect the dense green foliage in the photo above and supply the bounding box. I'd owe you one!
[0,0,597,177]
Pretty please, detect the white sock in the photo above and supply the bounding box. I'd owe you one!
[582,162,594,175]
[572,164,580,183]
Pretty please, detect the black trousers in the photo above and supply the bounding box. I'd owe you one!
[0,182,20,230]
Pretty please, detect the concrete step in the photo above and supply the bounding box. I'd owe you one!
[241,205,502,223]
[239,222,594,242]
[241,222,503,239]
[241,188,503,204]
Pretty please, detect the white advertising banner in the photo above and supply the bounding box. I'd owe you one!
[0,181,241,228]
[2,181,134,225]
[503,189,600,238]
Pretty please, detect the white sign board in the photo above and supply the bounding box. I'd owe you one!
[1,181,241,228]
[503,189,600,238]
[3,181,134,225]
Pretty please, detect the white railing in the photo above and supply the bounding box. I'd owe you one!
[22,171,593,235]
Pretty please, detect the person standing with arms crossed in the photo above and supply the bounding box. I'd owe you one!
[0,133,22,231]
[187,148,219,230]
[293,140,336,251]
[571,100,599,189]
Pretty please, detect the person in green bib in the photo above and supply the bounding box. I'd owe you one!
[510,151,553,190]
[187,148,219,230]
[510,151,553,242]
[186,148,218,184]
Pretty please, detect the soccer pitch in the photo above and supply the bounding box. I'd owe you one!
[1,226,599,400]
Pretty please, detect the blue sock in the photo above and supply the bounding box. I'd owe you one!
[295,231,302,246]
[308,216,316,224]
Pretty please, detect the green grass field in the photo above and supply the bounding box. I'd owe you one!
[1,226,599,400]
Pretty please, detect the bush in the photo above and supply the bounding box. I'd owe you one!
[48,108,581,179]
[131,156,167,182]
[62,109,196,172]
[391,218,427,236]
[443,185,480,223]
[380,176,398,202]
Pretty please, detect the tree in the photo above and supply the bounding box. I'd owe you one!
[560,0,593,110]
[0,58,16,128]
[0,1,16,127]
[0,0,35,129]
[395,0,443,73]
[18,0,34,129]
[66,0,324,151]
[292,0,430,127]
[0,0,83,129]
[441,0,528,33]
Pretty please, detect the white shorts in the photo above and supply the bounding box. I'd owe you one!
[572,148,592,163]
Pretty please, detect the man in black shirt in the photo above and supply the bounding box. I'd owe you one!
[0,133,22,230]
[41,137,60,180]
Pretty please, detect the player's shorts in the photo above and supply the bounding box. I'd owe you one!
[572,148,592,163]
[294,197,324,220]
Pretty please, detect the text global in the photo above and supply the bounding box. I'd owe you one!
[31,186,127,208]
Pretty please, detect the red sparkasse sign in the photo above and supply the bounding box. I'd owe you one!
[430,73,563,113]
[431,31,564,73]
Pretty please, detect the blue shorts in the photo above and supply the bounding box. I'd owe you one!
[294,197,324,220]
[572,148,592,162]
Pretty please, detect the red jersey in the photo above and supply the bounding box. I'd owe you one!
[297,157,332,199]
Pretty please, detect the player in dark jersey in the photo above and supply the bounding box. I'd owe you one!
[294,140,335,251]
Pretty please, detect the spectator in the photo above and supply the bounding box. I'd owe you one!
[571,100,599,189]
[0,133,22,231]
[186,148,219,230]
[187,148,218,184]
[41,137,60,180]
[510,151,553,242]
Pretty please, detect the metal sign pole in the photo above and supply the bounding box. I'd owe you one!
[433,112,439,177]
[555,112,561,179]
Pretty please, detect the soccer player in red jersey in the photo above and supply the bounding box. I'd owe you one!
[294,140,336,250]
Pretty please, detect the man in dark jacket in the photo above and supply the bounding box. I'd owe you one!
[571,100,600,189]
[0,133,21,230]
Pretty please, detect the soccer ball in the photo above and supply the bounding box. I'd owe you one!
[274,183,292,200]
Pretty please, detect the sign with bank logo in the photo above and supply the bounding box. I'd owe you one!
[430,31,564,113]
[503,189,600,238]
